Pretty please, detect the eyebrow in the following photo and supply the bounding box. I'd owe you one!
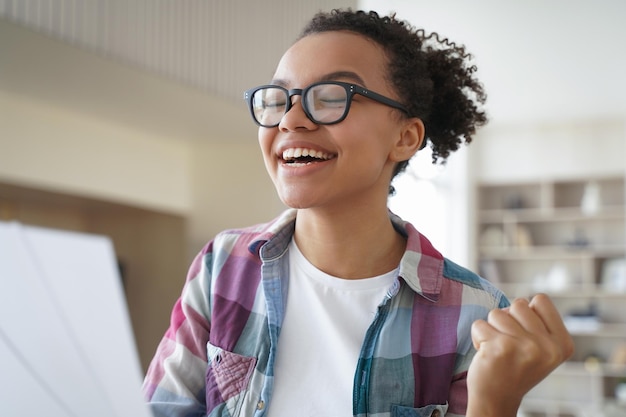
[270,71,367,88]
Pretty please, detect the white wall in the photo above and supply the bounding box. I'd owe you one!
[472,120,626,183]
[188,141,283,253]
[0,87,282,258]
[359,0,626,127]
[0,90,192,215]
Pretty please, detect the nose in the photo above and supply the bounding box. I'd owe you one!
[278,90,317,131]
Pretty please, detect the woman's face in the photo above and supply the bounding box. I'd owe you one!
[258,31,415,212]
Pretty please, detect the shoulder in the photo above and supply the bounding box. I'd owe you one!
[199,209,297,264]
[442,257,510,309]
[391,211,508,309]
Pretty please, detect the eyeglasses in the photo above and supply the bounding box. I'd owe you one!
[243,81,409,128]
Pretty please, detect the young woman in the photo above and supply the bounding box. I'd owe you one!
[143,9,573,417]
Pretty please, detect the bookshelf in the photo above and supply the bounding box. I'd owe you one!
[476,176,626,416]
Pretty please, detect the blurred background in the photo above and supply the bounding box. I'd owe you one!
[1,1,625,415]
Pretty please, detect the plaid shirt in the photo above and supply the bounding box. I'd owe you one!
[143,209,508,417]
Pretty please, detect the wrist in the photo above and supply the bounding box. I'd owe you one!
[466,395,521,417]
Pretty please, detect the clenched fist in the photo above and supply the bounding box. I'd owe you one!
[466,294,575,417]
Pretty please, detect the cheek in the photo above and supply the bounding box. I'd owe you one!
[258,129,283,188]
[339,122,394,161]
[258,129,275,166]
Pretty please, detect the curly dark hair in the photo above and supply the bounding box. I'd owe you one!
[299,9,488,174]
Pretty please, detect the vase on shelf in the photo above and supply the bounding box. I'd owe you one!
[581,181,600,215]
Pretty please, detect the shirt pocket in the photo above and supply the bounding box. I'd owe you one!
[391,403,449,417]
[206,343,257,416]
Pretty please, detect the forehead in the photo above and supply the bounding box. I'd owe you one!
[272,31,389,88]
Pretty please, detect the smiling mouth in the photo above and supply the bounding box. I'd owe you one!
[282,147,335,164]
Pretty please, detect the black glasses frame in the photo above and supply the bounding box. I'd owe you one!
[243,81,410,128]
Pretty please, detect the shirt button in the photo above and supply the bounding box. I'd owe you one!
[257,400,265,410]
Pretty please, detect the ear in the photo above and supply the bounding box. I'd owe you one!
[390,118,425,162]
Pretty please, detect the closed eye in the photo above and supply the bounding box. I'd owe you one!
[263,99,287,109]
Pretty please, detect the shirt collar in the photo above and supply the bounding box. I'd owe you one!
[247,209,297,259]
[248,209,444,301]
[390,212,444,302]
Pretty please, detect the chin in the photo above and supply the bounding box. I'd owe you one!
[275,185,316,209]
[278,193,319,210]
[279,198,311,210]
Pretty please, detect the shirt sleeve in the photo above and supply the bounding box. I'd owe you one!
[142,245,214,417]
[446,283,510,416]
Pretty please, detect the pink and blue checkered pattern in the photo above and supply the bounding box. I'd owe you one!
[143,209,508,417]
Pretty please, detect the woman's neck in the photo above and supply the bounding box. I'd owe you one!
[293,205,406,279]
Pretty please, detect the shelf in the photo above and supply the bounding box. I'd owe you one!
[565,323,626,338]
[521,363,626,415]
[520,397,592,411]
[520,398,626,416]
[553,362,626,377]
[548,289,626,299]
[480,206,626,223]
[476,172,626,416]
[493,282,626,299]
[479,245,626,260]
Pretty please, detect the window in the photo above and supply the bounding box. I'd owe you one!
[388,147,470,267]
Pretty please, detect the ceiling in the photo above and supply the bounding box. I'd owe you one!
[2,0,626,144]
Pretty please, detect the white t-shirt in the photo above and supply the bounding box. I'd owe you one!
[266,239,397,417]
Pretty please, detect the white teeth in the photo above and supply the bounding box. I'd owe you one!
[282,148,332,161]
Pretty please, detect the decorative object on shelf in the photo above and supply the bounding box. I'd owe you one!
[616,379,626,405]
[546,262,570,291]
[533,262,571,293]
[583,352,604,372]
[514,224,533,249]
[566,228,590,249]
[479,226,508,248]
[581,180,601,215]
[505,194,525,210]
[610,343,626,366]
[563,303,600,333]
[601,258,626,293]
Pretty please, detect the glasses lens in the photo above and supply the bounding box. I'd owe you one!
[251,87,288,126]
[305,84,348,124]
